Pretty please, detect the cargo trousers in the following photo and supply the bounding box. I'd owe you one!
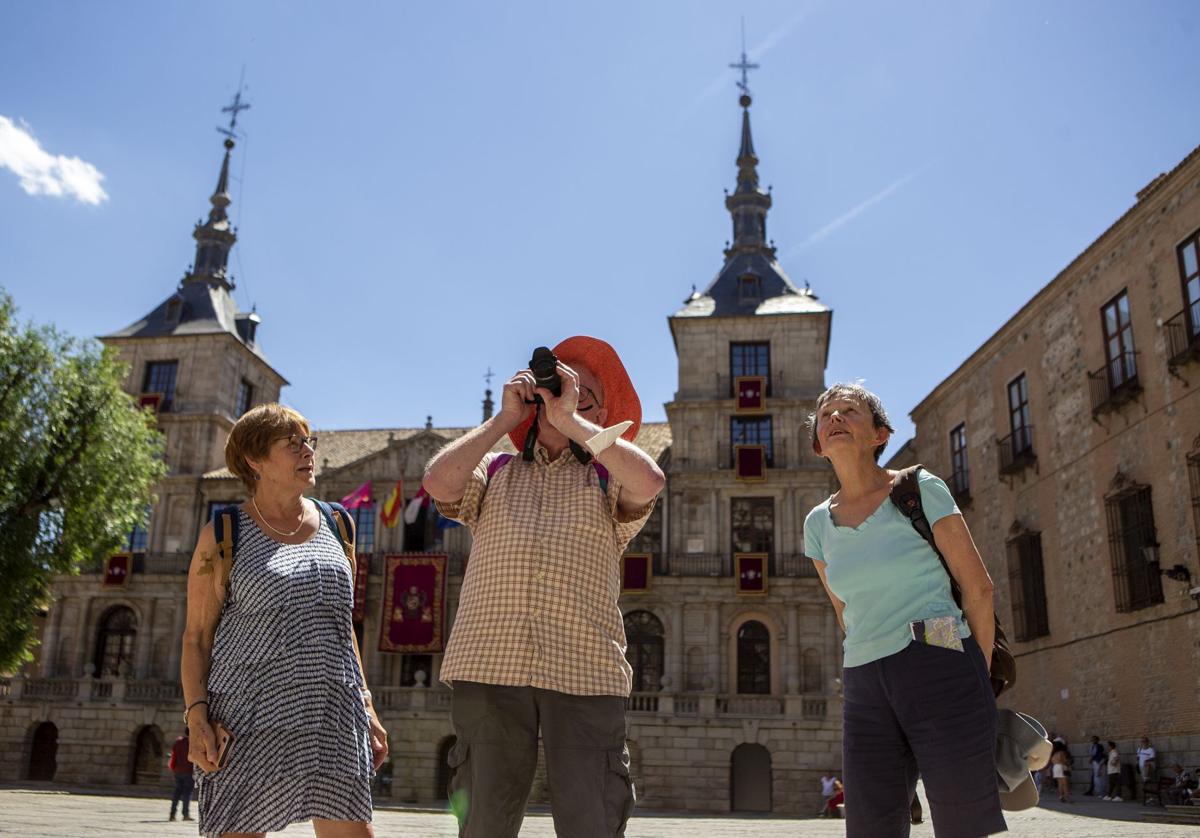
[447,682,635,838]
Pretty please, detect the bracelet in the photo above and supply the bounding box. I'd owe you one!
[183,699,208,725]
[361,689,373,705]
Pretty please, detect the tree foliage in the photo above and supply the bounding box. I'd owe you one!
[0,290,168,673]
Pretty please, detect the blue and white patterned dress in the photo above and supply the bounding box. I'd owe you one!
[196,508,373,836]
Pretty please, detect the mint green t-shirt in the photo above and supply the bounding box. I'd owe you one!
[804,471,970,668]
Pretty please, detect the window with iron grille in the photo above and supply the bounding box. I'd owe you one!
[1007,374,1032,451]
[730,342,771,395]
[236,378,254,417]
[142,360,178,412]
[1180,230,1200,339]
[730,417,773,466]
[627,499,664,574]
[353,503,376,553]
[1105,485,1164,612]
[126,504,151,553]
[736,620,771,694]
[731,497,774,564]
[1100,290,1137,388]
[1188,453,1200,564]
[93,606,137,677]
[950,423,970,499]
[1006,531,1049,641]
[624,610,665,693]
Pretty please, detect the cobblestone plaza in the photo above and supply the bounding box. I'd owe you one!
[0,786,1193,838]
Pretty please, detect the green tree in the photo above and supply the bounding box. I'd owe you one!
[0,291,168,673]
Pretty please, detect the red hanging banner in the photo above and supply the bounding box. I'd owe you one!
[352,553,371,622]
[378,553,447,653]
[735,376,766,412]
[104,554,131,587]
[735,444,766,481]
[621,553,652,594]
[736,553,768,595]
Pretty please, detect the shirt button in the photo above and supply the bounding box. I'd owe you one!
[535,571,545,581]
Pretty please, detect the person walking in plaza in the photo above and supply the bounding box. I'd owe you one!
[423,336,664,838]
[803,383,1007,838]
[1086,735,1106,797]
[1104,741,1123,801]
[1051,748,1072,803]
[180,404,388,837]
[168,729,194,822]
[819,771,839,816]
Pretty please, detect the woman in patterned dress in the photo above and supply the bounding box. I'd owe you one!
[181,404,388,837]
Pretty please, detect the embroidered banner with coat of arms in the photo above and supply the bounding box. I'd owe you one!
[378,553,447,653]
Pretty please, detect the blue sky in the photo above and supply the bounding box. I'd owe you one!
[2,1,1198,452]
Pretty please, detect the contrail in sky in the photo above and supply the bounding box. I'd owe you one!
[787,170,921,254]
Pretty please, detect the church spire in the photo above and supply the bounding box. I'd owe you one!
[724,91,774,260]
[182,84,249,291]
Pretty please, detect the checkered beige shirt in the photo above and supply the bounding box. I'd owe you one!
[435,446,655,696]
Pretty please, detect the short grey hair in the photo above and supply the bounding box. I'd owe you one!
[806,382,895,463]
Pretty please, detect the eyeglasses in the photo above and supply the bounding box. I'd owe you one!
[278,434,318,453]
[578,385,603,413]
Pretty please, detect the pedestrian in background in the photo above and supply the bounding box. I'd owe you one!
[819,771,838,816]
[1138,736,1158,796]
[1086,736,1105,797]
[168,729,194,822]
[1104,741,1123,801]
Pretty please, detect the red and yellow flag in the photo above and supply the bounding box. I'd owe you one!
[380,480,404,528]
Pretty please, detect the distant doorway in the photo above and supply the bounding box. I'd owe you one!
[131,726,163,785]
[29,722,58,781]
[730,743,772,812]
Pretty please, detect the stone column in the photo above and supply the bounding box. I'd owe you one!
[40,595,64,678]
[74,597,96,678]
[785,606,800,694]
[670,603,684,693]
[135,598,157,679]
[167,599,187,680]
[711,604,724,693]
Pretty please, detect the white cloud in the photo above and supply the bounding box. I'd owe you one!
[787,170,921,254]
[0,116,108,205]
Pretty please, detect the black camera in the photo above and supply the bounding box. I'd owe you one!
[529,347,561,397]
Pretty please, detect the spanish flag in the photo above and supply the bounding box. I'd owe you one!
[380,480,404,528]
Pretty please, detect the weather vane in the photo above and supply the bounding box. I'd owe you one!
[729,17,759,98]
[217,68,251,140]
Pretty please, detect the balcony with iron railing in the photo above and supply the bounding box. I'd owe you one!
[625,691,832,720]
[997,426,1036,476]
[1165,306,1200,368]
[1088,351,1141,415]
[662,553,819,578]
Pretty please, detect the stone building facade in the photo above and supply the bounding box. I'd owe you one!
[897,144,1200,779]
[0,87,845,815]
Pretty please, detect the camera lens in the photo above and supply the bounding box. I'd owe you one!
[529,347,562,397]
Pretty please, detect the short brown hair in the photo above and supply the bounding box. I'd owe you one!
[806,383,894,463]
[224,403,310,493]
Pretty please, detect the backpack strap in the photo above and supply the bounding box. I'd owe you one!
[312,499,357,573]
[211,505,240,604]
[487,451,609,494]
[889,465,958,603]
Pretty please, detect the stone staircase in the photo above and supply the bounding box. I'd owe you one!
[1142,804,1200,826]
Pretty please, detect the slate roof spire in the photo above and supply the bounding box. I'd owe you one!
[182,137,238,291]
[725,93,774,260]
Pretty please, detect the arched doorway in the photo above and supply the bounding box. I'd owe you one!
[436,735,457,801]
[730,743,772,812]
[623,610,664,692]
[28,722,57,781]
[131,726,163,785]
[93,606,137,677]
[736,620,770,694]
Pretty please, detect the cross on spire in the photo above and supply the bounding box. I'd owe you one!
[484,367,495,389]
[729,18,759,98]
[217,70,251,140]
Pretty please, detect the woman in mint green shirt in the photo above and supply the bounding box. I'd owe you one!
[805,383,1006,838]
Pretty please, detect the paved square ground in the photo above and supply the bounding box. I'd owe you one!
[0,786,1193,837]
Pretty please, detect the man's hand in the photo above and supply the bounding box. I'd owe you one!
[499,369,537,430]
[536,362,584,434]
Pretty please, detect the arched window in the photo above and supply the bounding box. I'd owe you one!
[93,606,137,677]
[131,726,163,784]
[736,620,770,695]
[801,648,823,693]
[623,611,664,692]
[28,722,57,781]
[730,743,772,812]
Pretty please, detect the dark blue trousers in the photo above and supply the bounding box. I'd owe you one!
[842,636,1007,838]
